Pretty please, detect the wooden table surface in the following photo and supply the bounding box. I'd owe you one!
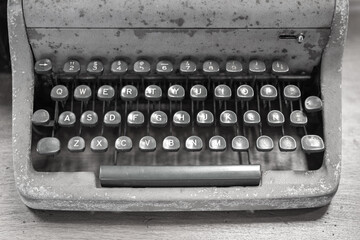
[1,2,360,240]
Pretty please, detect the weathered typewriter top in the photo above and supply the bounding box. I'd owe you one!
[8,0,348,211]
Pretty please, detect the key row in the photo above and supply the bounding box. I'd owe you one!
[35,59,291,75]
[32,109,310,128]
[49,84,323,112]
[36,135,325,155]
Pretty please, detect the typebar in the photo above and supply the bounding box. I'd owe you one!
[99,165,261,187]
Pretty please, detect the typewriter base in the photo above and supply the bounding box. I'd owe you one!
[9,0,347,211]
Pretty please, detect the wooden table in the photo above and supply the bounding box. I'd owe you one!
[1,2,359,240]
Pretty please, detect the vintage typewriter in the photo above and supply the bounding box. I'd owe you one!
[8,0,348,211]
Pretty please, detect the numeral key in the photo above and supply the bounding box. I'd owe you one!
[156,60,173,74]
[203,60,220,74]
[63,60,81,75]
[180,60,196,74]
[226,60,243,73]
[249,60,266,73]
[87,60,104,75]
[134,60,151,74]
[111,60,128,74]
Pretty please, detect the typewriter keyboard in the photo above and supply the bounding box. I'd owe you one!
[31,59,325,187]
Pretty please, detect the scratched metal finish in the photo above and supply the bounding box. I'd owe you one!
[23,0,335,28]
[27,28,330,74]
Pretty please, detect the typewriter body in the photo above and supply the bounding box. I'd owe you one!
[8,0,348,211]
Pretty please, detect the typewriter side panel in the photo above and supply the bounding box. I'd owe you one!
[9,0,348,211]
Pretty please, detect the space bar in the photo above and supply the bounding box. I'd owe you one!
[99,165,261,187]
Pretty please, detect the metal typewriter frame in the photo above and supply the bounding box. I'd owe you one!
[9,0,348,211]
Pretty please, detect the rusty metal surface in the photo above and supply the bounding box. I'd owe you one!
[8,0,348,211]
[27,28,330,74]
[23,0,335,29]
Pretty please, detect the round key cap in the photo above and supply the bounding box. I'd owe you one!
[272,61,289,74]
[203,60,220,74]
[80,111,98,127]
[163,136,180,151]
[91,136,108,152]
[185,136,203,151]
[51,85,69,101]
[290,110,308,127]
[267,110,285,127]
[244,110,261,126]
[58,111,76,127]
[305,96,323,112]
[34,59,52,74]
[284,85,301,101]
[156,60,173,74]
[256,135,274,152]
[97,85,115,101]
[115,136,133,152]
[103,111,121,127]
[67,136,86,152]
[249,60,266,73]
[74,85,92,101]
[226,60,243,73]
[87,60,104,75]
[231,136,249,151]
[260,84,277,100]
[139,136,156,152]
[127,111,144,127]
[196,110,214,126]
[36,137,60,155]
[145,85,162,101]
[279,136,297,152]
[150,111,168,127]
[209,136,226,151]
[111,60,128,74]
[32,109,50,126]
[180,60,196,74]
[63,60,81,75]
[134,60,151,74]
[214,85,232,100]
[301,135,325,153]
[190,85,207,100]
[237,85,254,101]
[168,85,185,101]
[121,85,138,101]
[173,111,190,127]
[220,110,237,126]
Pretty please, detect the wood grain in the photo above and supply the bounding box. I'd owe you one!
[0,2,360,240]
